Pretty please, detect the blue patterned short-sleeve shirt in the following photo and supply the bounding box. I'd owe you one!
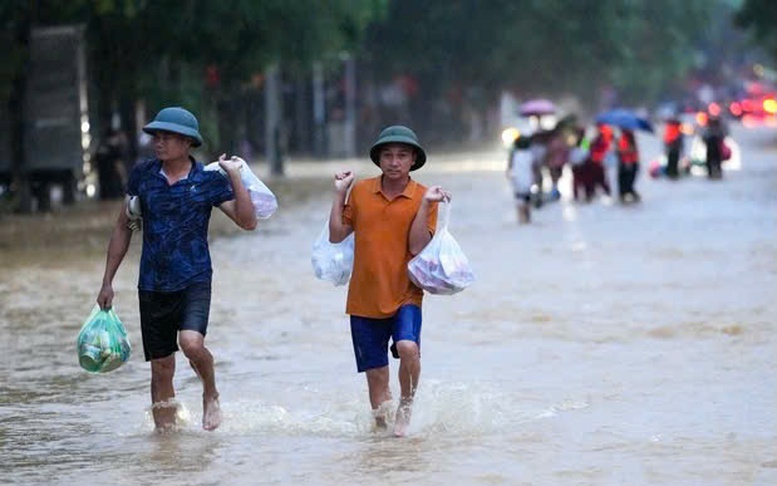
[127,158,234,291]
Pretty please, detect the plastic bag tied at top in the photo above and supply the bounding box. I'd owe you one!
[204,157,278,219]
[311,222,355,286]
[76,305,132,373]
[407,201,475,295]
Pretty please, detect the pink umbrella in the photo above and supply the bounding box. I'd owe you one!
[519,98,557,116]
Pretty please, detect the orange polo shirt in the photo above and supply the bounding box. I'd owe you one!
[342,176,438,318]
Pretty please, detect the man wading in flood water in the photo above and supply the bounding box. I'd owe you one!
[328,125,450,437]
[96,106,257,431]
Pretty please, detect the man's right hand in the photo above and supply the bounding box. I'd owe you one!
[218,153,244,176]
[97,283,114,310]
[334,171,354,194]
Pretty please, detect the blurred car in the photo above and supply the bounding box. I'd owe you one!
[727,82,777,127]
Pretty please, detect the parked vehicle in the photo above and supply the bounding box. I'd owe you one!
[0,25,92,211]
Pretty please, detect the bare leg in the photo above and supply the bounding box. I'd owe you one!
[150,355,177,431]
[393,340,420,437]
[365,366,392,429]
[600,167,612,196]
[518,202,530,224]
[180,330,221,431]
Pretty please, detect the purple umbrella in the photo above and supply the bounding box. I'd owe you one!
[519,98,557,116]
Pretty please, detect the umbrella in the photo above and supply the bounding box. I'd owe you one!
[519,98,557,116]
[595,109,654,133]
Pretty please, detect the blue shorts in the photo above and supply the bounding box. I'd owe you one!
[350,304,422,373]
[138,281,211,361]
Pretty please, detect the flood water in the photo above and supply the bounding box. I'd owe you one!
[1,125,775,485]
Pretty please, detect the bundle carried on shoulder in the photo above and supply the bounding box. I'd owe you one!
[205,156,278,219]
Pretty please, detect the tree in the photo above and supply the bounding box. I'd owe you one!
[362,0,717,129]
[734,0,777,62]
[1,0,385,211]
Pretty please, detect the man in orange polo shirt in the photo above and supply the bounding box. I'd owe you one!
[328,125,450,437]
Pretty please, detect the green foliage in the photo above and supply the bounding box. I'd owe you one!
[0,0,759,148]
[607,0,713,104]
[735,0,777,61]
[0,0,385,106]
[364,0,719,107]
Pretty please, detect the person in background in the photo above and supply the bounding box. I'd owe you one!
[544,125,570,201]
[616,129,641,202]
[702,115,727,180]
[529,129,549,208]
[507,132,534,223]
[587,123,613,199]
[95,128,130,200]
[96,106,257,432]
[663,117,684,179]
[328,125,449,437]
[568,127,591,202]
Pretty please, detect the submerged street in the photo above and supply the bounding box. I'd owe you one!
[1,124,775,485]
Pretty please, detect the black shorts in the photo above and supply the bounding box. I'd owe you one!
[138,281,212,361]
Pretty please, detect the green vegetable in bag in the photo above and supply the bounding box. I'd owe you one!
[77,305,132,373]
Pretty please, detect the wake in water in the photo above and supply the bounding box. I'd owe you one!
[144,399,191,434]
[137,380,585,439]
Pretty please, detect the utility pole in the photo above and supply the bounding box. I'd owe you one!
[264,63,284,176]
[343,53,357,159]
[312,61,326,159]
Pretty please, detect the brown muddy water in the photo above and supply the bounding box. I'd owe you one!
[1,125,775,485]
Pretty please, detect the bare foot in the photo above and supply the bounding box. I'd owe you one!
[202,394,221,431]
[373,415,387,431]
[393,400,413,438]
[372,400,394,432]
[151,399,179,432]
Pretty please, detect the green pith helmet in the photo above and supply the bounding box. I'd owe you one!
[142,106,203,147]
[369,125,427,171]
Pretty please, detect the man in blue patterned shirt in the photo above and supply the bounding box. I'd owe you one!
[96,106,257,431]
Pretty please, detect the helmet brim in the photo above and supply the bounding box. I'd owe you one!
[369,137,426,171]
[142,121,203,147]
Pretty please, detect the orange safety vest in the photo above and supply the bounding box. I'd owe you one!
[617,136,638,164]
[664,123,681,144]
[589,135,610,163]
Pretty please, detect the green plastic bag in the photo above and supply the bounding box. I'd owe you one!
[76,305,132,373]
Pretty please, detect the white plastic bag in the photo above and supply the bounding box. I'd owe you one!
[205,157,278,219]
[509,149,534,194]
[407,202,474,295]
[311,222,354,286]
